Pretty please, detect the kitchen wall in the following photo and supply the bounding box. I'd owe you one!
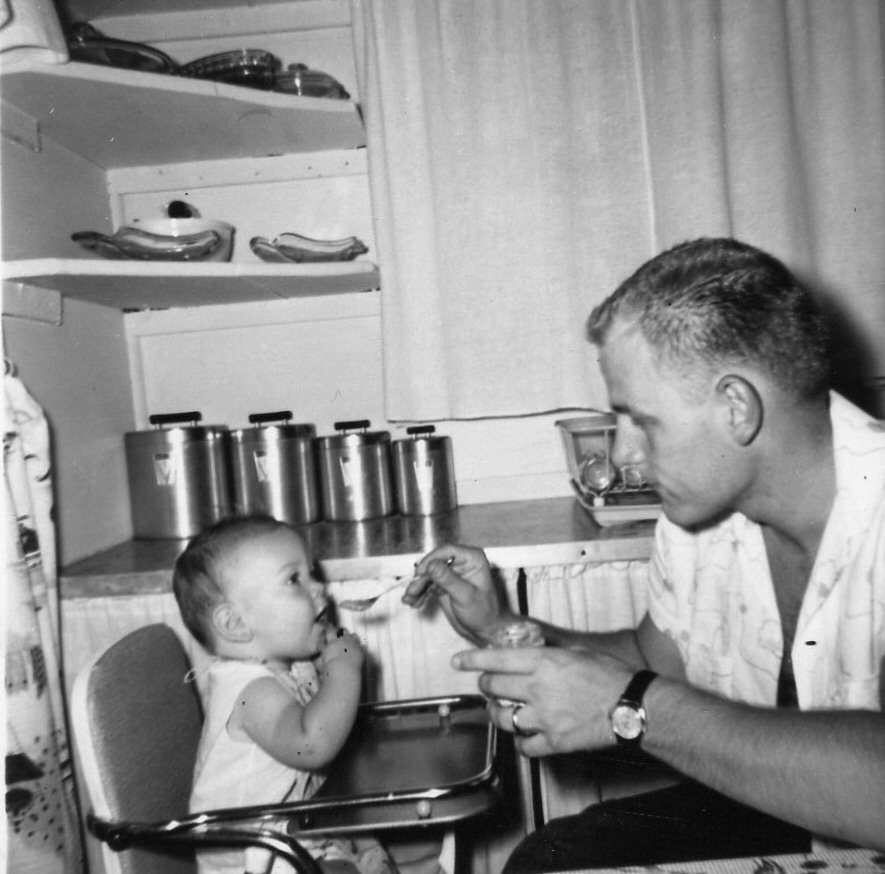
[2,120,137,562]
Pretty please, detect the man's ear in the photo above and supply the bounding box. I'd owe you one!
[212,602,252,643]
[716,374,763,446]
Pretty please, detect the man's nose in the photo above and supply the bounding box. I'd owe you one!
[611,426,646,472]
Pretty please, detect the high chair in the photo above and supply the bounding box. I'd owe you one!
[71,623,501,874]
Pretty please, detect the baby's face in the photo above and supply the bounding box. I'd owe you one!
[225,527,328,664]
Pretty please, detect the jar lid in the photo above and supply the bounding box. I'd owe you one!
[393,424,450,447]
[317,419,390,448]
[231,411,316,440]
[126,411,229,441]
[125,425,228,443]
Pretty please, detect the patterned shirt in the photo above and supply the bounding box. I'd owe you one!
[647,393,885,711]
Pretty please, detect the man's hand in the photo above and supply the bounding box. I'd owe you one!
[453,645,636,755]
[403,543,518,643]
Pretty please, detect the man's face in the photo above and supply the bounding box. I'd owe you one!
[597,324,745,530]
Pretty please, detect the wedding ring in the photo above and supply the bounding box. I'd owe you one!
[510,702,532,738]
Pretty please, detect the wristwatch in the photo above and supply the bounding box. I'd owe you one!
[610,669,658,747]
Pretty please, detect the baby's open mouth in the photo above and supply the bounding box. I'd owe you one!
[314,606,329,625]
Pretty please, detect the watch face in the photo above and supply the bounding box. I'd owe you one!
[612,703,645,740]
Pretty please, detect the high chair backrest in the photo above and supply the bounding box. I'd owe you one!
[71,623,205,874]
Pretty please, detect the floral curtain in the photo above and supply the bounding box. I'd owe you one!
[5,362,84,874]
[350,0,885,421]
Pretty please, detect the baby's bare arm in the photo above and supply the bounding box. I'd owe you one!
[234,631,364,769]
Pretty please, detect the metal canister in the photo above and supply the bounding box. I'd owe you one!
[124,412,232,540]
[392,426,457,516]
[229,411,320,526]
[316,420,395,521]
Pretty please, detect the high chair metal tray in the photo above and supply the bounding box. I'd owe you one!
[288,694,500,835]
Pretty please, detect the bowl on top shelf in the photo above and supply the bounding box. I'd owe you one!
[71,218,235,262]
[65,23,178,74]
[178,49,281,90]
[273,64,350,99]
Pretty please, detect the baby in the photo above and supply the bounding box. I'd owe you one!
[173,514,396,874]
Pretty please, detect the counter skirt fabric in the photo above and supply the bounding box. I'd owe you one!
[647,392,885,711]
[4,366,85,874]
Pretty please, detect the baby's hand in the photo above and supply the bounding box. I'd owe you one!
[320,628,364,672]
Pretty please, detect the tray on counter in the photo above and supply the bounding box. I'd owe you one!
[574,488,661,527]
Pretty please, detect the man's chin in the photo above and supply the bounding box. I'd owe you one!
[662,500,731,533]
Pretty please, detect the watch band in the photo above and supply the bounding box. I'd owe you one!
[621,669,658,707]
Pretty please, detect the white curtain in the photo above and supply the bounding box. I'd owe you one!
[351,0,885,421]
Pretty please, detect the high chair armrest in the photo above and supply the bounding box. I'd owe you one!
[87,811,323,874]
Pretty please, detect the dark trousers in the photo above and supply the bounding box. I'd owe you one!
[503,776,812,873]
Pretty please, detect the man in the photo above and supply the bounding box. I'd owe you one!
[404,238,885,869]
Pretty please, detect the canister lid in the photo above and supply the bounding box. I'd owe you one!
[392,425,449,447]
[316,419,391,449]
[125,412,229,443]
[230,411,316,441]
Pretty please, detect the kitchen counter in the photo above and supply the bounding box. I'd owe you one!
[60,497,656,598]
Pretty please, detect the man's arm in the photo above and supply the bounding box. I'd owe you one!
[458,639,885,851]
[532,612,686,680]
[640,672,885,850]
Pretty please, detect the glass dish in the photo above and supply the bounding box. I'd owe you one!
[250,233,368,263]
[72,221,233,262]
[66,23,177,73]
[178,49,280,89]
[273,64,350,99]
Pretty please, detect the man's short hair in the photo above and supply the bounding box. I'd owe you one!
[587,237,831,401]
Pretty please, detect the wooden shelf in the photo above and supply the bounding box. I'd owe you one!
[2,258,381,311]
[0,59,366,169]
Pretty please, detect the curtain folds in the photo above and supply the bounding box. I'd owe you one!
[351,0,885,421]
[5,365,84,874]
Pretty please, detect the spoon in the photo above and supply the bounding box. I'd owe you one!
[337,557,455,612]
[337,578,411,612]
